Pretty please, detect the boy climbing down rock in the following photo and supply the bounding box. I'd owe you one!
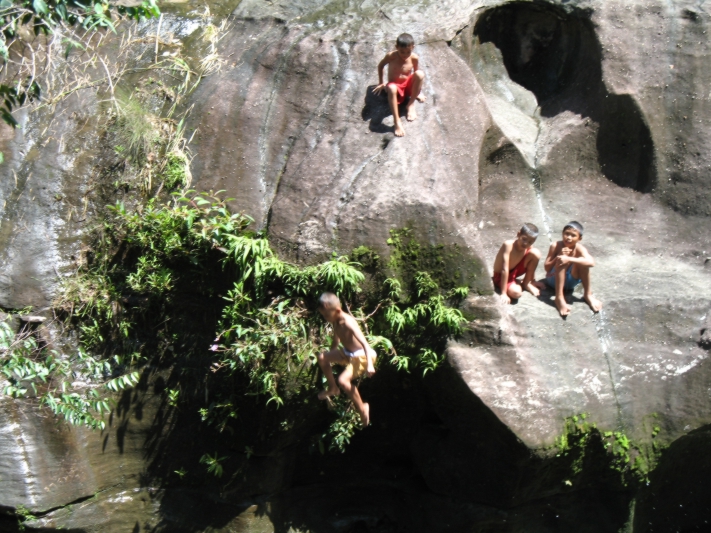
[373,33,426,137]
[316,292,376,427]
[534,221,603,317]
[492,223,542,304]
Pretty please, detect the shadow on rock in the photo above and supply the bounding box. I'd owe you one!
[362,85,395,134]
[474,1,657,192]
[633,424,711,533]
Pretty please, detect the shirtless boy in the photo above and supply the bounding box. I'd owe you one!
[492,223,542,304]
[373,33,426,137]
[317,292,376,427]
[533,221,603,317]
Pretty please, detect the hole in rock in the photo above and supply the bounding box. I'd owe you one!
[474,1,657,192]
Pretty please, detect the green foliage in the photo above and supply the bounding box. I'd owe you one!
[53,193,468,466]
[15,504,35,530]
[0,81,40,127]
[350,246,380,270]
[555,413,666,485]
[0,319,141,430]
[0,0,160,127]
[160,151,190,190]
[319,395,361,453]
[114,95,162,163]
[199,452,227,477]
[0,0,159,37]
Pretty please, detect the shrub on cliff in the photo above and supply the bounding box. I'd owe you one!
[44,191,468,455]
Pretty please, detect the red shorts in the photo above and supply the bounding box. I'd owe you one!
[387,74,414,105]
[492,273,523,291]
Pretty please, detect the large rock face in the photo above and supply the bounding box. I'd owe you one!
[1,0,710,531]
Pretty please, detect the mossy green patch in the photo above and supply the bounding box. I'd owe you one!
[385,227,485,296]
[552,413,667,487]
[160,151,190,190]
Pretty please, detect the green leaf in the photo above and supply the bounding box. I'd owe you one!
[1,107,18,128]
[32,0,49,15]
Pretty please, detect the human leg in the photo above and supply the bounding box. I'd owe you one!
[506,281,523,300]
[406,70,425,121]
[573,264,602,312]
[387,84,405,137]
[521,253,540,297]
[554,265,571,317]
[317,349,345,400]
[337,362,370,426]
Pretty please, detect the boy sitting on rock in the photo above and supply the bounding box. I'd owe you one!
[534,221,603,317]
[316,292,376,427]
[373,33,426,137]
[492,223,542,304]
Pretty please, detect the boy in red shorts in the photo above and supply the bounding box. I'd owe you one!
[373,33,426,137]
[492,223,542,304]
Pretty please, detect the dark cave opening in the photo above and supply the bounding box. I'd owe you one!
[473,2,657,193]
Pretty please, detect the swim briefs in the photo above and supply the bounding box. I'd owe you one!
[544,265,581,291]
[341,348,377,379]
[492,248,530,290]
[387,74,414,105]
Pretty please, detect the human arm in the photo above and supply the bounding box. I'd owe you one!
[329,329,340,351]
[556,244,595,268]
[412,54,419,73]
[543,242,559,273]
[373,53,391,95]
[346,317,376,376]
[497,242,512,304]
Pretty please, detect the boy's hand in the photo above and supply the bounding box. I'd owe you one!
[561,247,573,256]
[557,255,571,267]
[366,364,376,377]
[500,292,511,305]
[373,83,387,95]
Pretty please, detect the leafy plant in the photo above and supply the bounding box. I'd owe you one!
[555,413,665,485]
[52,193,470,459]
[114,95,162,163]
[199,452,227,477]
[0,0,160,127]
[0,319,142,430]
[320,396,361,453]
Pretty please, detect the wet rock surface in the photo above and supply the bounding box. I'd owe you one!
[1,0,711,531]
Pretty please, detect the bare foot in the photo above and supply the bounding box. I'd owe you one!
[584,294,603,313]
[317,387,340,401]
[360,402,370,428]
[555,295,571,317]
[526,283,540,297]
[394,120,405,137]
[406,105,417,122]
[532,280,547,292]
[416,94,426,103]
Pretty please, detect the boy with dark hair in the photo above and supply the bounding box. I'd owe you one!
[492,223,542,304]
[534,221,603,317]
[316,292,376,427]
[373,32,426,137]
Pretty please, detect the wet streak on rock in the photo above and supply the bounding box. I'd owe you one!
[474,1,657,192]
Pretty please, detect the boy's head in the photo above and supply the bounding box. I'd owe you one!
[516,222,539,249]
[562,221,583,245]
[318,292,341,322]
[396,33,415,57]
